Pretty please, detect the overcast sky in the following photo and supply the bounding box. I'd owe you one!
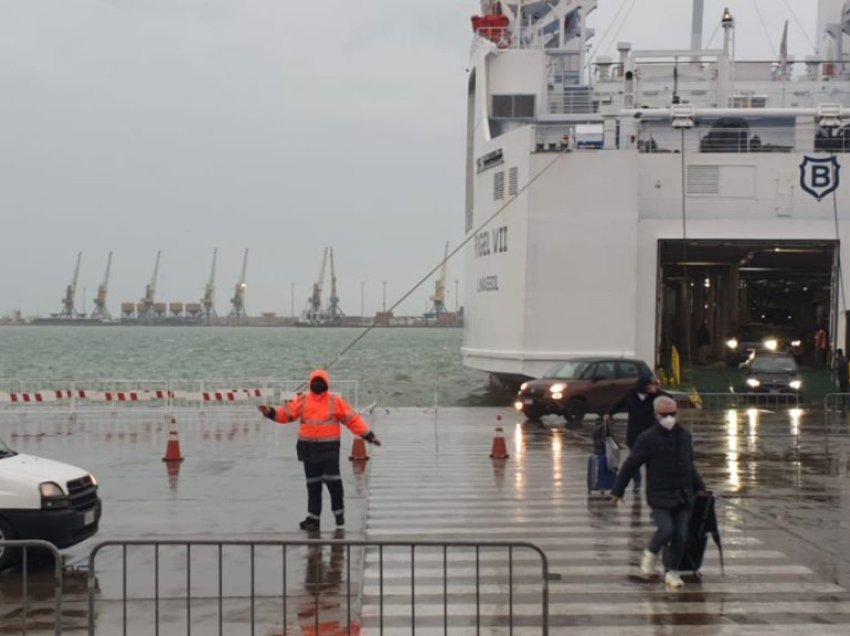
[0,0,819,317]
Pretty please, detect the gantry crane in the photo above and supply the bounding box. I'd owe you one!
[90,252,113,321]
[58,252,83,319]
[327,248,344,323]
[428,242,450,318]
[304,248,329,324]
[202,248,218,322]
[138,251,161,320]
[228,248,248,324]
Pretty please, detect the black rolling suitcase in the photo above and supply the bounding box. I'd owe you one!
[679,492,724,575]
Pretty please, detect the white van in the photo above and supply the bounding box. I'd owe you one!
[0,435,101,570]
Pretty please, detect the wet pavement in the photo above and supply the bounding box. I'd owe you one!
[2,406,850,633]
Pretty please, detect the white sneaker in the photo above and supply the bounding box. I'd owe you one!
[664,570,685,588]
[640,550,657,576]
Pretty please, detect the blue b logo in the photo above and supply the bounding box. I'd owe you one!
[800,156,841,200]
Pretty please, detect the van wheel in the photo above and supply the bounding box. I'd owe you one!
[0,517,18,572]
[564,399,587,424]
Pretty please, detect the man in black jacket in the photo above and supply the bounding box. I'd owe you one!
[604,376,667,492]
[611,395,706,588]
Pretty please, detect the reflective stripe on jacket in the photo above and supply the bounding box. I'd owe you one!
[273,392,370,441]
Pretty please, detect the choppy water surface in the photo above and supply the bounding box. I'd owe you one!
[0,326,492,406]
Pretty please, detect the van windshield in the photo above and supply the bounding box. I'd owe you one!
[544,361,593,379]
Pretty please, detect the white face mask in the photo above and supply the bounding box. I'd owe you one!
[659,415,676,430]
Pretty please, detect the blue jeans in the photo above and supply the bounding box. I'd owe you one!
[649,504,692,571]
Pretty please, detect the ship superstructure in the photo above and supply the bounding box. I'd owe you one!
[463,0,850,385]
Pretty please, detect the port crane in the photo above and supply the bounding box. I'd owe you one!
[327,248,344,323]
[202,248,218,321]
[228,248,248,324]
[58,252,83,318]
[303,248,329,324]
[90,252,113,321]
[138,251,161,319]
[428,242,450,318]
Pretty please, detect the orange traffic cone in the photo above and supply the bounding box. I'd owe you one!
[489,427,510,459]
[162,430,184,462]
[349,438,370,462]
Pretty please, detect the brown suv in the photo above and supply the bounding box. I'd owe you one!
[514,357,653,423]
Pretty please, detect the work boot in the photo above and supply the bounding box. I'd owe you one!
[335,513,345,528]
[299,517,320,531]
[640,550,657,576]
[664,570,685,588]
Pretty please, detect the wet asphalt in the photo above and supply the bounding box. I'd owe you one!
[2,406,850,634]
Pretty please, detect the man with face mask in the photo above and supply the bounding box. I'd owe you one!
[259,369,381,531]
[611,395,706,588]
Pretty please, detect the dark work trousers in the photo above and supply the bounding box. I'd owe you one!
[303,456,344,520]
[649,503,692,571]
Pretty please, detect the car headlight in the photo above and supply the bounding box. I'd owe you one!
[552,392,563,400]
[763,338,778,351]
[39,481,70,510]
[746,378,761,388]
[789,380,803,390]
[520,382,528,391]
[88,473,98,487]
[550,383,567,394]
[726,338,739,350]
[791,340,802,348]
[514,401,523,411]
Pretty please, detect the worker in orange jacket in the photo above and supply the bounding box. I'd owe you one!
[259,369,381,531]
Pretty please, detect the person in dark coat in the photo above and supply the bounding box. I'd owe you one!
[611,395,706,588]
[604,377,668,492]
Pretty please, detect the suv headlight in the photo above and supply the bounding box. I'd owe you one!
[40,481,70,510]
[550,383,567,394]
[789,380,803,390]
[726,338,739,350]
[746,378,761,388]
[791,340,802,348]
[763,338,778,351]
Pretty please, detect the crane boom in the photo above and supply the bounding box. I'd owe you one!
[91,252,113,321]
[228,248,248,323]
[309,248,328,318]
[60,252,82,318]
[139,251,161,318]
[328,247,343,321]
[202,248,217,319]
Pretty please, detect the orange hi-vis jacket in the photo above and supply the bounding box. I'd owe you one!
[272,369,370,444]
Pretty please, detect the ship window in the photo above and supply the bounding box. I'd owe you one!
[494,171,505,200]
[491,94,536,119]
[508,167,519,196]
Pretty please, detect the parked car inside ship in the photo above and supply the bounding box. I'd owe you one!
[737,352,804,395]
[515,357,653,423]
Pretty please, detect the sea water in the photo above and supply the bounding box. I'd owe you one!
[0,326,491,407]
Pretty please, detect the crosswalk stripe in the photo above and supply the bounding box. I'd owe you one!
[361,417,850,633]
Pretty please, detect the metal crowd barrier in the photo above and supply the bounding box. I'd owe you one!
[86,539,550,635]
[0,379,359,414]
[697,392,801,411]
[0,540,64,636]
[824,393,850,411]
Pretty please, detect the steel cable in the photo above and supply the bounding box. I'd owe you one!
[320,146,574,374]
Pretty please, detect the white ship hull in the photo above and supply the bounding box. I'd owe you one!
[463,0,850,384]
